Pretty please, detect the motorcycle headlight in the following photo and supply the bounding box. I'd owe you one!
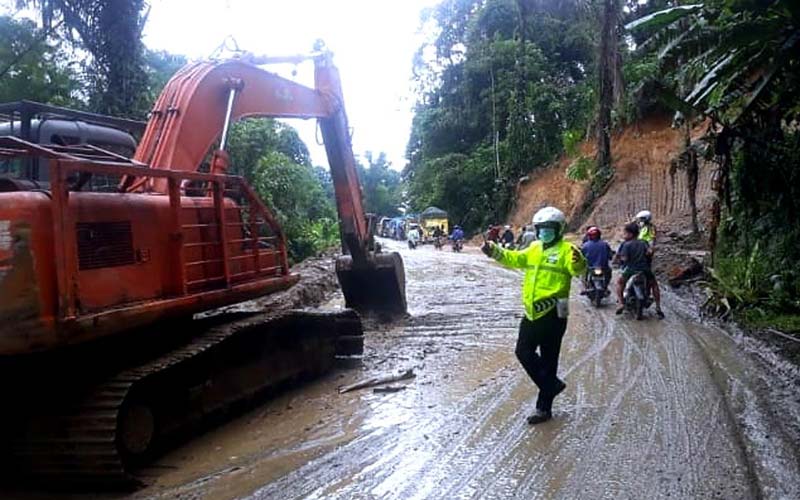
[593,269,603,276]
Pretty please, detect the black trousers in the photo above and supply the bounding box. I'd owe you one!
[515,309,568,412]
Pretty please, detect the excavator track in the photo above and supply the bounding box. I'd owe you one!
[1,309,363,486]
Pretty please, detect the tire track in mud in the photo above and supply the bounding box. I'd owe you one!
[247,249,528,499]
[140,243,797,500]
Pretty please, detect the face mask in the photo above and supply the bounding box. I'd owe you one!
[538,227,557,243]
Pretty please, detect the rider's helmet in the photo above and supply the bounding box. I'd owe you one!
[532,206,566,234]
[636,210,652,224]
[586,226,601,240]
[624,222,640,237]
[454,225,461,230]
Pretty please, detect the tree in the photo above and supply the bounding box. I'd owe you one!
[226,118,311,181]
[20,0,151,118]
[226,117,338,262]
[252,151,338,261]
[627,0,800,315]
[357,152,403,217]
[405,0,595,230]
[0,16,79,104]
[594,0,620,191]
[143,49,187,104]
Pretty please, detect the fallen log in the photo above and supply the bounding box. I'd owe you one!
[373,385,407,394]
[339,368,415,394]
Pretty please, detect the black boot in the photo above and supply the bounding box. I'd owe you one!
[527,409,552,425]
[553,379,566,399]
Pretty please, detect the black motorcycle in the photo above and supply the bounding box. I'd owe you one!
[451,239,463,252]
[624,271,653,320]
[585,267,610,307]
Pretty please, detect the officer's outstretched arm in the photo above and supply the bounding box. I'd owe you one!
[491,244,529,269]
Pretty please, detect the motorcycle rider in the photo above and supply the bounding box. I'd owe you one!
[481,207,586,425]
[501,225,515,248]
[450,225,465,250]
[432,225,445,249]
[635,210,665,317]
[518,225,537,250]
[407,224,421,249]
[486,225,501,243]
[615,222,664,318]
[580,226,612,289]
[636,210,656,245]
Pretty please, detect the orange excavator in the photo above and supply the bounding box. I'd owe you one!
[0,52,405,484]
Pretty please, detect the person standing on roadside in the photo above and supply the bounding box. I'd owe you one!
[518,225,537,249]
[481,206,587,424]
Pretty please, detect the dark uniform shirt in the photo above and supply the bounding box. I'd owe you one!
[618,239,651,272]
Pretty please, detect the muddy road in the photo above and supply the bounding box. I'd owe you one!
[22,239,800,499]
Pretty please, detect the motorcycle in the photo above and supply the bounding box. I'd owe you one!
[585,267,610,307]
[451,239,463,252]
[408,239,418,250]
[434,236,445,250]
[623,271,653,320]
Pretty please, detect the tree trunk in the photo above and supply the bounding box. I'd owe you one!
[595,0,619,192]
[684,123,700,234]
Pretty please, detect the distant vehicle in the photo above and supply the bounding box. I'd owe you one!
[420,206,448,243]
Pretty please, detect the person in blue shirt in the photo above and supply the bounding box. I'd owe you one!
[580,226,612,287]
[450,225,465,241]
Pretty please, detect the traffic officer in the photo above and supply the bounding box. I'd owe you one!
[482,207,586,424]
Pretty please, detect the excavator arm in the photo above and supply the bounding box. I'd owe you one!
[129,54,406,314]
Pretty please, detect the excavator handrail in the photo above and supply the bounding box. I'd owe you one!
[45,156,291,320]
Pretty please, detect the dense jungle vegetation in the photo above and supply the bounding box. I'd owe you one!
[404,0,799,330]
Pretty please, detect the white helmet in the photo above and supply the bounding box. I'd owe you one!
[532,206,566,231]
[636,210,652,223]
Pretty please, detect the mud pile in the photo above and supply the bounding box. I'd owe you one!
[204,252,340,315]
[509,115,715,276]
[510,116,715,240]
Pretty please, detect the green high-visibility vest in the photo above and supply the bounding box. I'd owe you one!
[639,223,655,243]
[492,239,587,321]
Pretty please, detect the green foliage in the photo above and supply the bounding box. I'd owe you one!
[566,156,593,181]
[226,118,312,180]
[357,152,403,217]
[20,0,151,118]
[252,150,338,262]
[143,49,187,104]
[626,0,800,126]
[0,16,79,105]
[562,129,584,158]
[406,0,595,229]
[626,0,800,328]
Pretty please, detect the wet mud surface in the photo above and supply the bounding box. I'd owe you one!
[10,240,800,499]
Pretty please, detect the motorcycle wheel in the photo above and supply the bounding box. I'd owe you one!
[636,299,644,320]
[595,291,603,308]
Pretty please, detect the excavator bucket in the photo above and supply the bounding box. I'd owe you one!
[336,251,407,315]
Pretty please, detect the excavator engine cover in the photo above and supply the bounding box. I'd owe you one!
[336,251,406,315]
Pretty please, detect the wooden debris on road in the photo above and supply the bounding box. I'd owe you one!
[339,368,415,393]
[373,385,407,394]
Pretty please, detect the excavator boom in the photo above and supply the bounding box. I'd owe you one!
[129,54,406,314]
